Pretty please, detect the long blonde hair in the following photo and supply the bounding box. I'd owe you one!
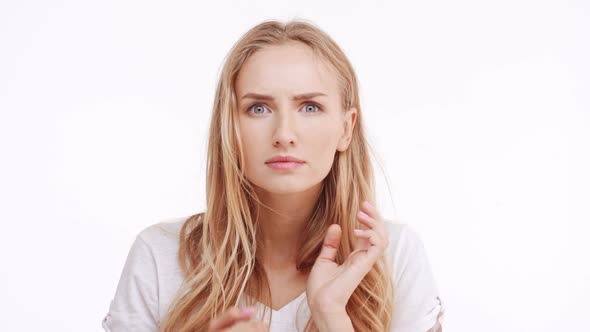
[160,19,394,332]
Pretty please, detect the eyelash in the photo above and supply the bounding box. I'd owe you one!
[246,102,323,116]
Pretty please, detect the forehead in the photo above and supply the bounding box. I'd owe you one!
[235,41,339,99]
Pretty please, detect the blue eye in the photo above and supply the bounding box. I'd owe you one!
[247,104,268,115]
[302,103,321,113]
[246,102,323,116]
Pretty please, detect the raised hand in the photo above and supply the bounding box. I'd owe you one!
[306,201,388,315]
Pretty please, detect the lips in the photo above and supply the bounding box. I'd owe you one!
[266,161,304,170]
[265,155,305,164]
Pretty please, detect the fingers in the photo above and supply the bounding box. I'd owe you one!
[208,306,256,332]
[353,229,386,250]
[357,201,384,234]
[354,201,389,260]
[317,224,341,263]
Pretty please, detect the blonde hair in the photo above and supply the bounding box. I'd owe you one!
[160,19,394,332]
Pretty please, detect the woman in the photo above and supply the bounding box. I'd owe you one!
[102,19,445,332]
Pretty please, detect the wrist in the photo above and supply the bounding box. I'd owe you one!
[312,310,354,332]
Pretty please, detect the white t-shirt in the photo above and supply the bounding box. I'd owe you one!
[102,216,445,332]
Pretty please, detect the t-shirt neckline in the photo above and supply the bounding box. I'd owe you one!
[249,291,307,313]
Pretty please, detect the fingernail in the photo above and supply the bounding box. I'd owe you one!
[242,306,255,316]
[354,229,364,235]
[358,211,368,218]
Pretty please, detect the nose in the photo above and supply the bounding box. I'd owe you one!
[272,112,296,147]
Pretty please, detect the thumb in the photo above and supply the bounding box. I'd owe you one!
[317,224,341,263]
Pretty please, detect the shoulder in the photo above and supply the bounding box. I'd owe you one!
[102,215,195,330]
[382,218,412,243]
[135,215,189,250]
[382,218,435,285]
[382,219,432,280]
[381,218,445,331]
[129,215,194,279]
[381,219,436,290]
[115,214,194,283]
[382,219,426,263]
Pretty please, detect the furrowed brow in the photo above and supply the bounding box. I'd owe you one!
[240,92,327,101]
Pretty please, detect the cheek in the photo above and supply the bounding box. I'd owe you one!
[238,120,256,167]
[240,124,255,148]
[305,125,340,167]
[239,116,268,142]
[238,119,273,179]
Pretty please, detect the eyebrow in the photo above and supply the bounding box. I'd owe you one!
[240,92,327,101]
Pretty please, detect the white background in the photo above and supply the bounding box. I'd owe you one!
[1,0,588,331]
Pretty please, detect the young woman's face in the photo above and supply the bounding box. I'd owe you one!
[235,41,356,194]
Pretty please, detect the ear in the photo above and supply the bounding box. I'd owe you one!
[336,107,358,152]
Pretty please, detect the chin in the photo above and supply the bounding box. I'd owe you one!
[258,183,310,195]
[252,177,324,196]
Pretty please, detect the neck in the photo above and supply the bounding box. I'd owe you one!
[255,182,322,271]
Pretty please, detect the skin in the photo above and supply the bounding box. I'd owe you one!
[235,40,357,269]
[233,41,389,331]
